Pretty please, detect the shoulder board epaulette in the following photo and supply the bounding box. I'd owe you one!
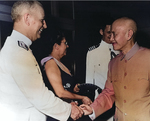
[88,43,100,51]
[18,41,29,51]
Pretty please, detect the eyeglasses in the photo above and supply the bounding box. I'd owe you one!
[61,41,68,45]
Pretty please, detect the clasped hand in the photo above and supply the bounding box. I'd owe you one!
[70,102,93,120]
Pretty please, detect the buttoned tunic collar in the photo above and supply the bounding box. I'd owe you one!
[120,42,140,61]
[11,30,32,48]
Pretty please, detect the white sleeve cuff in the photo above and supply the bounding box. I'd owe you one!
[89,108,96,120]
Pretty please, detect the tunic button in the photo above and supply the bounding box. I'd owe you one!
[124,100,126,103]
[98,64,100,66]
[124,86,126,89]
[124,113,127,116]
[124,72,127,76]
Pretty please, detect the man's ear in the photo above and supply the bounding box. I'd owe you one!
[128,29,134,40]
[23,13,30,26]
[99,29,103,36]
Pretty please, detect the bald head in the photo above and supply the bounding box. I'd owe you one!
[110,17,137,52]
[113,17,137,40]
[115,17,136,30]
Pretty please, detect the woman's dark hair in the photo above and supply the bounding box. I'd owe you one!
[52,31,66,46]
[45,31,66,56]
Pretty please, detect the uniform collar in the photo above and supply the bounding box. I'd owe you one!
[101,39,108,44]
[100,40,110,47]
[11,30,32,47]
[121,42,140,61]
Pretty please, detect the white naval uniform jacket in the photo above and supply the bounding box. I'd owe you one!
[86,40,119,89]
[0,30,71,121]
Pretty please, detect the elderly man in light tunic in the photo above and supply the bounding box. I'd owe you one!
[80,17,150,121]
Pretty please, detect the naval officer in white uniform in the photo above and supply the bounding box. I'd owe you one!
[86,25,119,90]
[0,1,83,121]
[86,23,119,121]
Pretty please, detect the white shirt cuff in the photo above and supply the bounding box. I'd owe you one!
[89,108,96,120]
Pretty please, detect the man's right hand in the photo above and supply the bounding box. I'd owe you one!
[79,104,93,115]
[70,102,83,120]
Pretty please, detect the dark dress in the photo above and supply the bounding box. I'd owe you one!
[44,67,76,121]
[41,56,80,121]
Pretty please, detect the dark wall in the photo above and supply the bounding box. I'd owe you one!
[1,1,150,84]
[31,1,150,84]
[73,1,150,83]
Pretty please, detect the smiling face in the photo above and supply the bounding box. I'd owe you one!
[110,23,127,51]
[103,25,111,44]
[110,18,137,54]
[12,1,47,42]
[110,18,134,53]
[29,5,47,41]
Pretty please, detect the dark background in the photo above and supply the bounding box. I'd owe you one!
[1,1,150,84]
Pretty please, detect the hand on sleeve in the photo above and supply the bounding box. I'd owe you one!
[73,84,80,93]
[82,96,92,105]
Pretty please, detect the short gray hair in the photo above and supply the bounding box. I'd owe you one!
[11,0,43,22]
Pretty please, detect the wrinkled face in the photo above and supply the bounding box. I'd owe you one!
[30,6,47,41]
[103,25,111,44]
[58,38,69,58]
[110,21,129,51]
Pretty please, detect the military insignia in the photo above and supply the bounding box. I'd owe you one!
[88,43,100,51]
[18,41,29,51]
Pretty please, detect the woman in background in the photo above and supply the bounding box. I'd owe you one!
[41,31,92,121]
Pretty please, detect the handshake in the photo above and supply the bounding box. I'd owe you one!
[70,101,93,120]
